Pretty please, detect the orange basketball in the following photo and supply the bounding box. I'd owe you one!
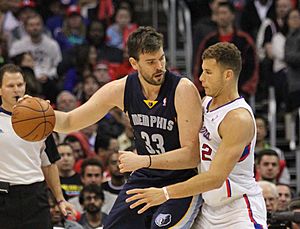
[11,97,56,142]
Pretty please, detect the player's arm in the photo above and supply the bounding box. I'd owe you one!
[149,78,202,169]
[54,77,126,133]
[166,108,254,197]
[126,108,254,213]
[119,78,202,172]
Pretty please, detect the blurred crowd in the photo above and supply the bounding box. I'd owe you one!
[0,0,300,228]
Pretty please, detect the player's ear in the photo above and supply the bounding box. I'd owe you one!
[224,69,234,80]
[129,57,138,70]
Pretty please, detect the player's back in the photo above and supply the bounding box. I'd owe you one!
[200,96,261,207]
[124,71,197,184]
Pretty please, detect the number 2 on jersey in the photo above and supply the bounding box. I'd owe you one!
[201,143,212,161]
[141,131,165,154]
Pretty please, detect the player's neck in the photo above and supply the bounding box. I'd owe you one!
[140,81,161,100]
[211,91,240,109]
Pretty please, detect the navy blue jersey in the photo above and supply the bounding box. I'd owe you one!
[124,71,197,181]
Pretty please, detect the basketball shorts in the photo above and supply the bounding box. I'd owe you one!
[191,194,267,229]
[104,174,202,229]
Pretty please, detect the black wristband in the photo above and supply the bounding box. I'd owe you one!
[147,155,152,168]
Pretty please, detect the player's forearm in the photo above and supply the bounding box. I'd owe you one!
[42,164,65,201]
[54,110,73,133]
[150,146,199,170]
[167,171,223,199]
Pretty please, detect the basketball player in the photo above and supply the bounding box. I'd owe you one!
[124,42,267,228]
[54,26,203,228]
[0,64,75,228]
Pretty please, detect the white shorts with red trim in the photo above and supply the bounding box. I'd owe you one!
[191,194,267,229]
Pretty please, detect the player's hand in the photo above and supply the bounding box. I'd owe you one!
[17,95,50,104]
[17,94,32,103]
[58,200,77,217]
[126,187,167,214]
[119,151,149,173]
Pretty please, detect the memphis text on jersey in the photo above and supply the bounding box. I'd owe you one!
[131,114,174,131]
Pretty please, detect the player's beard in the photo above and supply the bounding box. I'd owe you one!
[141,70,166,86]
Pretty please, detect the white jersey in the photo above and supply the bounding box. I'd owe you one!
[200,97,262,207]
[0,108,50,185]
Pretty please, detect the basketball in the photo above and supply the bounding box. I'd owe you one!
[11,97,56,142]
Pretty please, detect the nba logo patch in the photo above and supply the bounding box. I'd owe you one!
[155,213,172,227]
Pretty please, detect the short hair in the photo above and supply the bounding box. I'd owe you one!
[0,64,24,87]
[202,42,242,78]
[81,158,103,177]
[288,197,300,211]
[79,184,104,204]
[94,134,114,152]
[218,1,236,14]
[127,26,163,60]
[257,149,280,164]
[24,13,43,27]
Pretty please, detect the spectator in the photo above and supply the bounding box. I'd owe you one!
[56,90,78,112]
[256,149,281,184]
[276,183,292,211]
[192,0,224,67]
[48,189,84,229]
[240,0,275,40]
[284,8,300,112]
[9,13,62,102]
[57,143,83,199]
[255,0,292,101]
[86,20,123,63]
[79,184,107,228]
[69,158,104,213]
[193,1,258,99]
[102,152,125,215]
[11,51,42,96]
[55,5,86,52]
[255,115,290,184]
[288,198,300,229]
[105,6,138,50]
[258,180,279,213]
[93,62,112,87]
[78,75,100,104]
[80,123,98,151]
[94,134,119,172]
[6,0,37,49]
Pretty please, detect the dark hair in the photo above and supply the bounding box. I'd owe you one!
[218,1,236,14]
[79,184,104,204]
[288,197,300,211]
[0,64,24,87]
[94,134,113,152]
[202,42,242,78]
[257,149,280,164]
[11,52,32,66]
[81,158,103,177]
[127,26,163,60]
[24,13,43,27]
[255,114,267,124]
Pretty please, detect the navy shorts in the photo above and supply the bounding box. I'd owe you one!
[104,173,202,229]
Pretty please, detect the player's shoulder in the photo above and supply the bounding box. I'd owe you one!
[176,77,198,94]
[223,107,254,128]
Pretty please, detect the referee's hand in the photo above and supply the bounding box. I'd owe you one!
[58,200,77,217]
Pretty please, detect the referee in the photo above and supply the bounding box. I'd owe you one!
[0,64,75,228]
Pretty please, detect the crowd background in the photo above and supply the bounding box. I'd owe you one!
[0,0,300,228]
